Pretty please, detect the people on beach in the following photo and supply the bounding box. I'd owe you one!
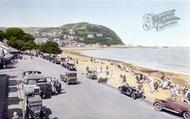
[100,66,103,73]
[185,89,190,101]
[170,87,177,101]
[150,79,156,93]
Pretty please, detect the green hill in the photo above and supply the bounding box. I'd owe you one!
[61,22,123,46]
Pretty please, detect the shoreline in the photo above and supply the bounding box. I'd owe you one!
[74,47,190,75]
[62,48,190,88]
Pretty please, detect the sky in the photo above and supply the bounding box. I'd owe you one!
[0,0,190,46]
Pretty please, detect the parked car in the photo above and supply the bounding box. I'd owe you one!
[26,95,47,119]
[86,69,98,80]
[97,77,108,83]
[38,83,52,99]
[66,62,77,71]
[153,99,190,119]
[22,72,52,98]
[52,58,61,64]
[60,71,78,84]
[118,85,145,99]
[61,62,67,68]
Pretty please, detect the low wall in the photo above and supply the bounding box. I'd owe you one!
[0,74,9,119]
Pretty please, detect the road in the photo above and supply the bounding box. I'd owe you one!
[1,56,182,119]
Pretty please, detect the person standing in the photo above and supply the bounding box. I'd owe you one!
[171,87,177,101]
[12,112,20,119]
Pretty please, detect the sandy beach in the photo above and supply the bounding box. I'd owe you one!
[61,48,190,101]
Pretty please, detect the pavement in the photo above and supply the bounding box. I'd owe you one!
[0,55,183,119]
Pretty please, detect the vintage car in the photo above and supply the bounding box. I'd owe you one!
[86,69,98,80]
[97,77,108,83]
[118,85,145,99]
[52,58,61,64]
[66,62,77,71]
[60,71,78,84]
[22,73,52,98]
[26,95,47,119]
[61,62,68,68]
[153,99,190,119]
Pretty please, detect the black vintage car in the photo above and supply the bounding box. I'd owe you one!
[52,58,61,64]
[38,83,52,99]
[118,85,145,99]
[61,62,67,68]
[66,62,77,71]
[26,95,47,119]
[86,70,98,80]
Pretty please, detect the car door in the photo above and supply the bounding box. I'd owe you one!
[122,86,127,94]
[173,102,189,113]
[163,100,174,109]
[164,100,181,112]
[125,87,132,95]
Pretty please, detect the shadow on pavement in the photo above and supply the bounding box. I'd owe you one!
[163,109,183,118]
[4,66,16,69]
[8,97,20,105]
[9,75,18,79]
[9,87,18,93]
[68,81,81,85]
[9,80,17,86]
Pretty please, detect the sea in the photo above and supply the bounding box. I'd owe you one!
[78,47,190,74]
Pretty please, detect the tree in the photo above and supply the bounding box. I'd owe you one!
[5,27,24,41]
[22,41,36,51]
[7,39,24,50]
[0,30,5,41]
[39,41,62,54]
[5,27,36,51]
[22,33,34,42]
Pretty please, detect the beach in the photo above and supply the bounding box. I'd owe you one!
[61,48,190,101]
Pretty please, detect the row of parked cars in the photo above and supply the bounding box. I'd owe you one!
[22,70,61,119]
[41,54,78,85]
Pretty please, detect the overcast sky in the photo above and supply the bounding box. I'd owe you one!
[0,0,189,46]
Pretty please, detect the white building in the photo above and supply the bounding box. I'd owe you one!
[87,34,94,39]
[34,38,49,44]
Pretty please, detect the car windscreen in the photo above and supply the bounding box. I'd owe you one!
[29,101,42,106]
[27,79,37,85]
[36,78,47,83]
[68,64,75,66]
[68,73,77,77]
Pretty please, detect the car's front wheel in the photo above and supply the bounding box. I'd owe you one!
[183,111,190,119]
[131,93,136,99]
[66,80,70,85]
[153,102,163,111]
[118,87,123,93]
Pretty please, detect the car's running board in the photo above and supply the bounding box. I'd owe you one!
[163,108,181,114]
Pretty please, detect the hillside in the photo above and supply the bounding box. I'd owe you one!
[0,22,124,46]
[61,22,123,46]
